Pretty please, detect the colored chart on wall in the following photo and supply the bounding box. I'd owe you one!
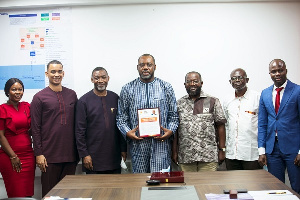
[0,7,73,91]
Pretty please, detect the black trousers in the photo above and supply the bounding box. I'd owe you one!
[41,162,77,197]
[85,167,121,174]
[225,158,262,170]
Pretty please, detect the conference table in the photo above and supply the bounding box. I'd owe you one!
[45,170,300,199]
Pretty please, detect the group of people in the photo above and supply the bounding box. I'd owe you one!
[0,55,299,198]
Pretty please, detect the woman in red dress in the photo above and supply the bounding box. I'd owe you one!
[0,78,35,197]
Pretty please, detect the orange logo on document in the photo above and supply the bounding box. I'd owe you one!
[141,117,157,122]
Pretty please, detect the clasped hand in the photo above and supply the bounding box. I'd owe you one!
[126,126,173,141]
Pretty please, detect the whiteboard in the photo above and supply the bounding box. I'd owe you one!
[0,2,300,104]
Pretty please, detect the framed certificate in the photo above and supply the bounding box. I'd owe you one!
[137,108,161,137]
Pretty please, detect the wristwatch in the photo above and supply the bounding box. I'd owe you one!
[219,147,226,152]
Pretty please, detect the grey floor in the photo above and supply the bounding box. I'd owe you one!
[0,163,292,199]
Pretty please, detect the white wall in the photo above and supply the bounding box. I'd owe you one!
[72,2,300,102]
[0,2,300,103]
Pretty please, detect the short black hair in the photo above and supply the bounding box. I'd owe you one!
[47,60,63,70]
[185,71,202,82]
[4,78,24,97]
[91,67,108,77]
[138,54,156,64]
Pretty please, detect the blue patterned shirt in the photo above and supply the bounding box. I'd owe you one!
[117,77,179,137]
[117,77,179,173]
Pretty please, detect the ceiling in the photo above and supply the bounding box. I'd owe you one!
[0,0,299,9]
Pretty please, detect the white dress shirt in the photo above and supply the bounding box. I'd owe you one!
[272,81,287,108]
[223,89,260,161]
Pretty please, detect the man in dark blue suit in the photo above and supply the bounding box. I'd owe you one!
[258,59,300,193]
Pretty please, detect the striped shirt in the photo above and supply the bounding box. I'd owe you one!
[117,77,179,173]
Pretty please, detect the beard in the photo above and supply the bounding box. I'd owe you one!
[186,86,201,97]
[233,83,247,91]
[140,72,154,81]
[95,84,106,92]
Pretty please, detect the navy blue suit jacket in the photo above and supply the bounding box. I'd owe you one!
[258,80,300,154]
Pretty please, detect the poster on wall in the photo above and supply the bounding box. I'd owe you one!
[0,7,73,91]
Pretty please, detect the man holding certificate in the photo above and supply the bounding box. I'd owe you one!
[117,54,179,173]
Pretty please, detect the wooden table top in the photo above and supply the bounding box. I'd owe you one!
[45,170,300,200]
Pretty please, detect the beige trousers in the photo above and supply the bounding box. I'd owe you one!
[180,162,218,172]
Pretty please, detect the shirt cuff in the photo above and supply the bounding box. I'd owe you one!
[298,150,300,154]
[258,147,265,155]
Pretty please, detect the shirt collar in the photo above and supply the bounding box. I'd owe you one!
[137,77,157,84]
[234,88,249,100]
[272,80,287,92]
[184,90,207,100]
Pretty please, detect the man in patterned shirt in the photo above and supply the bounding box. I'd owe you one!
[117,54,179,173]
[172,71,226,172]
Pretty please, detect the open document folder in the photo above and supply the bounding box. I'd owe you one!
[205,190,299,200]
[248,190,299,200]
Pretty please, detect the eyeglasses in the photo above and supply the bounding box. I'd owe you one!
[138,63,154,68]
[230,76,246,81]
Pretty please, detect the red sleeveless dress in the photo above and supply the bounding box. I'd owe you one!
[0,102,35,197]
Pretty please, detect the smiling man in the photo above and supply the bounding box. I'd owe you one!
[258,59,300,193]
[172,71,226,172]
[31,60,78,197]
[223,68,261,170]
[75,67,127,175]
[117,54,179,173]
